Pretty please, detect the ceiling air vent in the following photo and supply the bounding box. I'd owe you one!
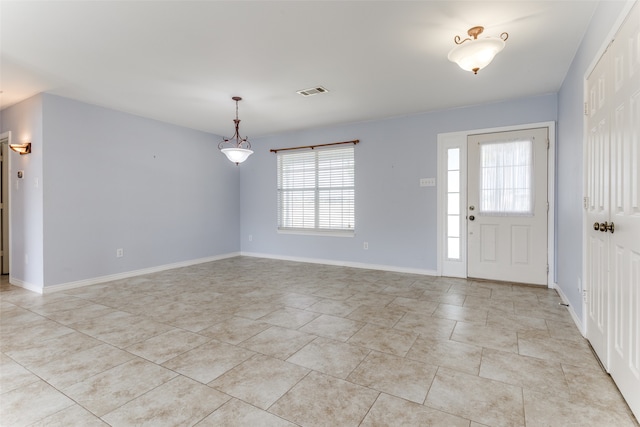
[296,86,329,97]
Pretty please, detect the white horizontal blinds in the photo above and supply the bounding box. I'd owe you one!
[479,139,534,216]
[277,146,354,232]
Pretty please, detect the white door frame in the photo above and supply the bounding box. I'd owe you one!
[0,131,11,276]
[436,121,556,288]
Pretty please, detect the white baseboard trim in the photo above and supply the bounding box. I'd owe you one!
[40,252,241,294]
[552,282,585,336]
[9,277,44,294]
[241,252,438,277]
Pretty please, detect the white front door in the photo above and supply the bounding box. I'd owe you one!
[467,128,549,285]
[585,2,640,419]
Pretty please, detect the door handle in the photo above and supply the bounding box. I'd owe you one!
[596,221,615,233]
[469,215,475,221]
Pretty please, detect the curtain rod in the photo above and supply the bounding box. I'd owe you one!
[270,139,359,153]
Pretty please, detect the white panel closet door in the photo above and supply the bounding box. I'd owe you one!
[607,2,640,418]
[585,2,640,419]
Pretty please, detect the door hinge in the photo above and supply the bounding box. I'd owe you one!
[584,102,589,116]
[546,264,549,273]
[547,139,550,149]
[583,289,588,303]
[583,196,589,209]
[547,202,549,212]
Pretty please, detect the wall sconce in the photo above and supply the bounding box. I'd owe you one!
[9,142,31,155]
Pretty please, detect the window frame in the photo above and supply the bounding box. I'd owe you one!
[276,145,355,237]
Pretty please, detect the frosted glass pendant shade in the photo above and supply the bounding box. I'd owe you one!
[221,147,253,164]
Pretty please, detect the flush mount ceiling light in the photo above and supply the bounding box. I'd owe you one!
[9,142,31,155]
[218,96,253,165]
[448,26,509,75]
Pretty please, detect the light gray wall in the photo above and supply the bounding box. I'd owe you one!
[41,94,241,287]
[556,0,629,322]
[0,94,242,288]
[0,94,45,288]
[240,94,558,272]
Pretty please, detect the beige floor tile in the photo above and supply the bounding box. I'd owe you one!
[102,375,230,427]
[240,325,316,359]
[360,393,470,427]
[433,303,488,324]
[125,328,211,363]
[348,323,418,357]
[4,331,102,370]
[523,388,637,427]
[448,284,492,298]
[425,367,525,426]
[347,305,407,328]
[0,353,40,394]
[306,298,361,316]
[43,303,118,325]
[406,336,483,375]
[452,322,519,353]
[486,311,548,332]
[347,351,437,403]
[1,318,76,352]
[198,398,297,426]
[210,354,309,410]
[1,258,633,427]
[546,319,587,342]
[0,380,75,427]
[29,297,94,316]
[63,357,177,416]
[287,337,370,378]
[298,314,364,342]
[29,343,135,389]
[234,301,283,320]
[518,334,601,369]
[479,348,570,395]
[198,316,271,344]
[346,292,396,307]
[393,312,456,339]
[162,339,255,384]
[69,311,174,348]
[273,292,321,309]
[312,286,356,300]
[150,301,232,331]
[387,296,439,314]
[28,404,109,426]
[269,371,379,427]
[562,363,632,412]
[258,306,320,329]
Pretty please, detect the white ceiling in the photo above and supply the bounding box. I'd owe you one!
[1,1,598,137]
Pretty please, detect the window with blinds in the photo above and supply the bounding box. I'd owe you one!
[277,146,355,234]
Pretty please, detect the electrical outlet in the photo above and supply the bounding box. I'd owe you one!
[249,235,253,242]
[116,248,124,258]
[363,242,369,250]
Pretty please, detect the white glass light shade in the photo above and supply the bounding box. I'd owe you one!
[221,147,253,164]
[448,37,505,74]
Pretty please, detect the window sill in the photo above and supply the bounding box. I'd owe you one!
[277,229,355,238]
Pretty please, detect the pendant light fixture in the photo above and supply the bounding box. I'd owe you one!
[448,26,509,75]
[218,96,253,165]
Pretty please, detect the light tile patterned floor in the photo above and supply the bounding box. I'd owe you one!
[1,257,637,426]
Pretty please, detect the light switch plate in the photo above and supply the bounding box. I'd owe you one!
[420,178,436,187]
